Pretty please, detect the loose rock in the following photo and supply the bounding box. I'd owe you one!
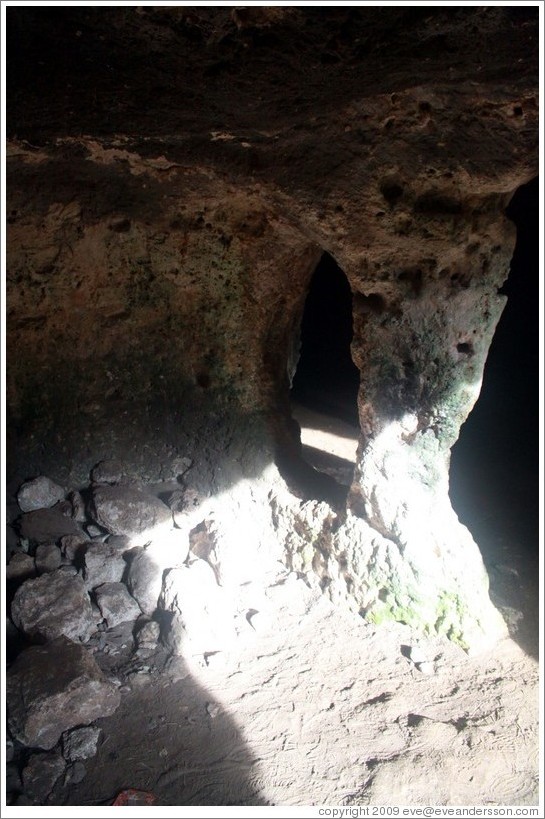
[95,582,142,628]
[90,484,172,544]
[18,507,83,544]
[60,534,90,563]
[22,751,66,803]
[62,726,101,761]
[6,524,20,557]
[91,458,128,485]
[136,619,161,649]
[82,542,126,590]
[86,524,107,538]
[7,636,121,749]
[106,534,132,552]
[35,543,62,574]
[6,552,36,582]
[64,760,87,786]
[6,734,15,763]
[17,476,65,513]
[68,490,87,523]
[11,568,96,643]
[126,547,164,616]
[6,762,22,799]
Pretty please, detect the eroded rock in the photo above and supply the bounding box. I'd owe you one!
[7,637,121,750]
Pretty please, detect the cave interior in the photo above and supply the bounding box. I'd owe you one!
[3,4,541,809]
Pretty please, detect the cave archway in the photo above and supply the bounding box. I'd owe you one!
[287,252,360,498]
[291,251,360,425]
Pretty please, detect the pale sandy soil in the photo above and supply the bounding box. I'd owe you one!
[45,404,541,810]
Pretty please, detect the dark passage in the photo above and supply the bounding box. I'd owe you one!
[449,177,539,657]
[449,177,539,557]
[291,252,360,425]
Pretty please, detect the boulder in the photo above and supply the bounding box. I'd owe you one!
[18,507,83,545]
[35,543,62,574]
[95,582,142,627]
[90,484,172,544]
[82,542,126,590]
[7,637,121,750]
[62,726,101,761]
[60,533,90,564]
[17,476,65,513]
[90,458,129,485]
[159,559,237,656]
[11,569,96,643]
[22,751,66,803]
[6,552,36,582]
[126,547,163,616]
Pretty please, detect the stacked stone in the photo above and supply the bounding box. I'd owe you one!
[5,459,211,806]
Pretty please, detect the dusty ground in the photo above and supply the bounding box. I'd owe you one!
[46,405,540,808]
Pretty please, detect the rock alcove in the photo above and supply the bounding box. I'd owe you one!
[4,5,539,808]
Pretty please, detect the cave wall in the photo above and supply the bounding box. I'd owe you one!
[6,6,539,650]
[7,150,320,485]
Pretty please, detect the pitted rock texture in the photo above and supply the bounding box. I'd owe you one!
[5,8,538,652]
[6,6,537,488]
[7,637,121,750]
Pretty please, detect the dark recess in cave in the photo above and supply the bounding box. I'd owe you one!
[290,252,360,425]
[449,176,539,559]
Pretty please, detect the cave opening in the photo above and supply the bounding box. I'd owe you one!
[291,252,360,424]
[289,252,360,495]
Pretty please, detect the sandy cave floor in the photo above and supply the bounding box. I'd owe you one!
[46,406,540,807]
